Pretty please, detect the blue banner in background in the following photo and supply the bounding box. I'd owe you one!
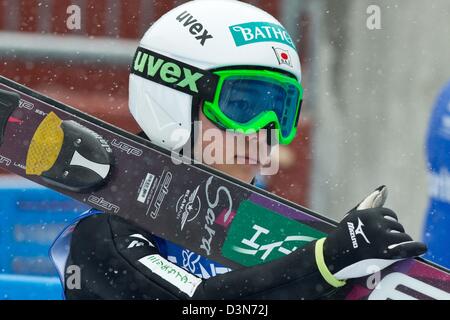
[424,80,450,269]
[0,177,88,299]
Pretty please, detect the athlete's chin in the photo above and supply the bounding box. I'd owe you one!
[238,162,261,176]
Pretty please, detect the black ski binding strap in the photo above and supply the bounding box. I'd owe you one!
[26,112,114,192]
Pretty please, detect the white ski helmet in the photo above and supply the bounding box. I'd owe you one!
[129,0,302,151]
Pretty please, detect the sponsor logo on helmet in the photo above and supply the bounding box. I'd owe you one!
[133,49,206,94]
[175,10,214,46]
[272,47,292,67]
[229,22,296,50]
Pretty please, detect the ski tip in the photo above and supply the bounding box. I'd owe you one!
[373,185,388,208]
[0,89,20,146]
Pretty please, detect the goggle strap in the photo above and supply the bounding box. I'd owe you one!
[131,46,219,101]
[294,99,303,128]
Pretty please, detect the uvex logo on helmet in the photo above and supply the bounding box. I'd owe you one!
[175,11,214,46]
[132,48,205,95]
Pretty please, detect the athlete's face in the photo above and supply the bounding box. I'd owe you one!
[193,106,272,184]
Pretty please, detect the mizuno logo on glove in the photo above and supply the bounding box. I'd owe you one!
[347,218,371,248]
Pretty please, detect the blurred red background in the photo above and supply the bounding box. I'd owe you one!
[0,0,312,206]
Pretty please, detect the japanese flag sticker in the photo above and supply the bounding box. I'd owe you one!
[272,47,293,67]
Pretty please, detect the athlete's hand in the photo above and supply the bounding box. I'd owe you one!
[315,186,427,286]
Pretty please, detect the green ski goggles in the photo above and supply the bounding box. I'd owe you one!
[131,47,303,145]
[202,69,303,145]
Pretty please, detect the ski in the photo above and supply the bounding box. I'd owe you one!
[0,75,449,300]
